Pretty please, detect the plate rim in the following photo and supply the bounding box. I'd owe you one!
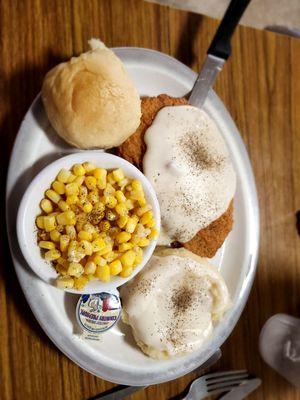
[6,47,260,385]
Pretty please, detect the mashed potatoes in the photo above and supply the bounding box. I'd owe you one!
[121,248,231,359]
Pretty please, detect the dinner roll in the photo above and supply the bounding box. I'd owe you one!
[41,39,141,149]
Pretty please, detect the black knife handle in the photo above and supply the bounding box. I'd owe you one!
[208,0,251,60]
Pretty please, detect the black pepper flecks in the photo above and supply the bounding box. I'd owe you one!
[179,131,226,172]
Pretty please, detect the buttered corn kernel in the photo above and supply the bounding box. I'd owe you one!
[78,230,92,241]
[117,215,128,228]
[66,195,78,205]
[115,190,126,203]
[58,200,69,211]
[120,266,133,278]
[83,162,95,172]
[140,211,153,225]
[138,198,147,207]
[137,238,150,247]
[65,183,79,196]
[57,257,68,268]
[125,216,138,233]
[82,201,93,213]
[37,164,157,289]
[92,253,107,266]
[112,168,125,182]
[84,261,96,275]
[109,260,122,275]
[99,220,110,232]
[107,196,118,209]
[56,264,67,276]
[120,250,136,268]
[79,185,88,199]
[94,168,107,189]
[74,176,85,186]
[46,189,61,204]
[60,235,70,252]
[36,216,45,229]
[50,229,61,242]
[74,276,88,290]
[96,264,110,282]
[115,203,127,216]
[116,231,131,244]
[56,275,74,289]
[107,172,116,185]
[40,199,53,214]
[92,238,106,252]
[136,204,152,216]
[67,262,84,277]
[39,241,55,250]
[56,210,76,225]
[44,249,61,261]
[88,191,99,205]
[106,210,117,221]
[134,253,143,266]
[83,222,96,234]
[131,180,142,191]
[130,234,140,245]
[125,199,134,210]
[93,202,105,213]
[67,173,76,183]
[129,190,144,201]
[79,240,93,256]
[85,176,97,190]
[103,183,115,196]
[73,164,85,176]
[57,169,71,183]
[65,225,76,239]
[43,215,56,232]
[146,219,156,228]
[103,251,118,262]
[96,244,113,256]
[52,181,65,195]
[149,228,158,239]
[118,242,133,252]
[93,168,106,180]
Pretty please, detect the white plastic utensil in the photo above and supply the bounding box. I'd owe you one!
[219,378,261,399]
[90,349,222,399]
[183,370,251,400]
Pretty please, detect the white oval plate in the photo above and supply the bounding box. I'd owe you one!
[6,48,259,386]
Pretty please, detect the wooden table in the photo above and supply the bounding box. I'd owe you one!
[1,1,299,399]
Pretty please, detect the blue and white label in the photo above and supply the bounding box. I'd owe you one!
[76,292,121,339]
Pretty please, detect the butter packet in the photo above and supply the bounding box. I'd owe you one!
[76,292,121,340]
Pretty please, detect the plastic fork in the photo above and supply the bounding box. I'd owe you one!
[183,370,251,400]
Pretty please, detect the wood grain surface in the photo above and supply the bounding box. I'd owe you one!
[0,0,299,399]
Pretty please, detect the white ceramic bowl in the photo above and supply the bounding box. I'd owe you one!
[16,151,161,294]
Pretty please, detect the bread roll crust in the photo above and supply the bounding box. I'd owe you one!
[42,46,141,149]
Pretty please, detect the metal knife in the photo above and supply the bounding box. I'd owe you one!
[189,0,251,108]
[219,378,262,399]
[90,349,221,400]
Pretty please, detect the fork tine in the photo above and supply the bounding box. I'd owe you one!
[206,372,250,385]
[207,385,243,396]
[204,370,248,380]
[208,378,249,391]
